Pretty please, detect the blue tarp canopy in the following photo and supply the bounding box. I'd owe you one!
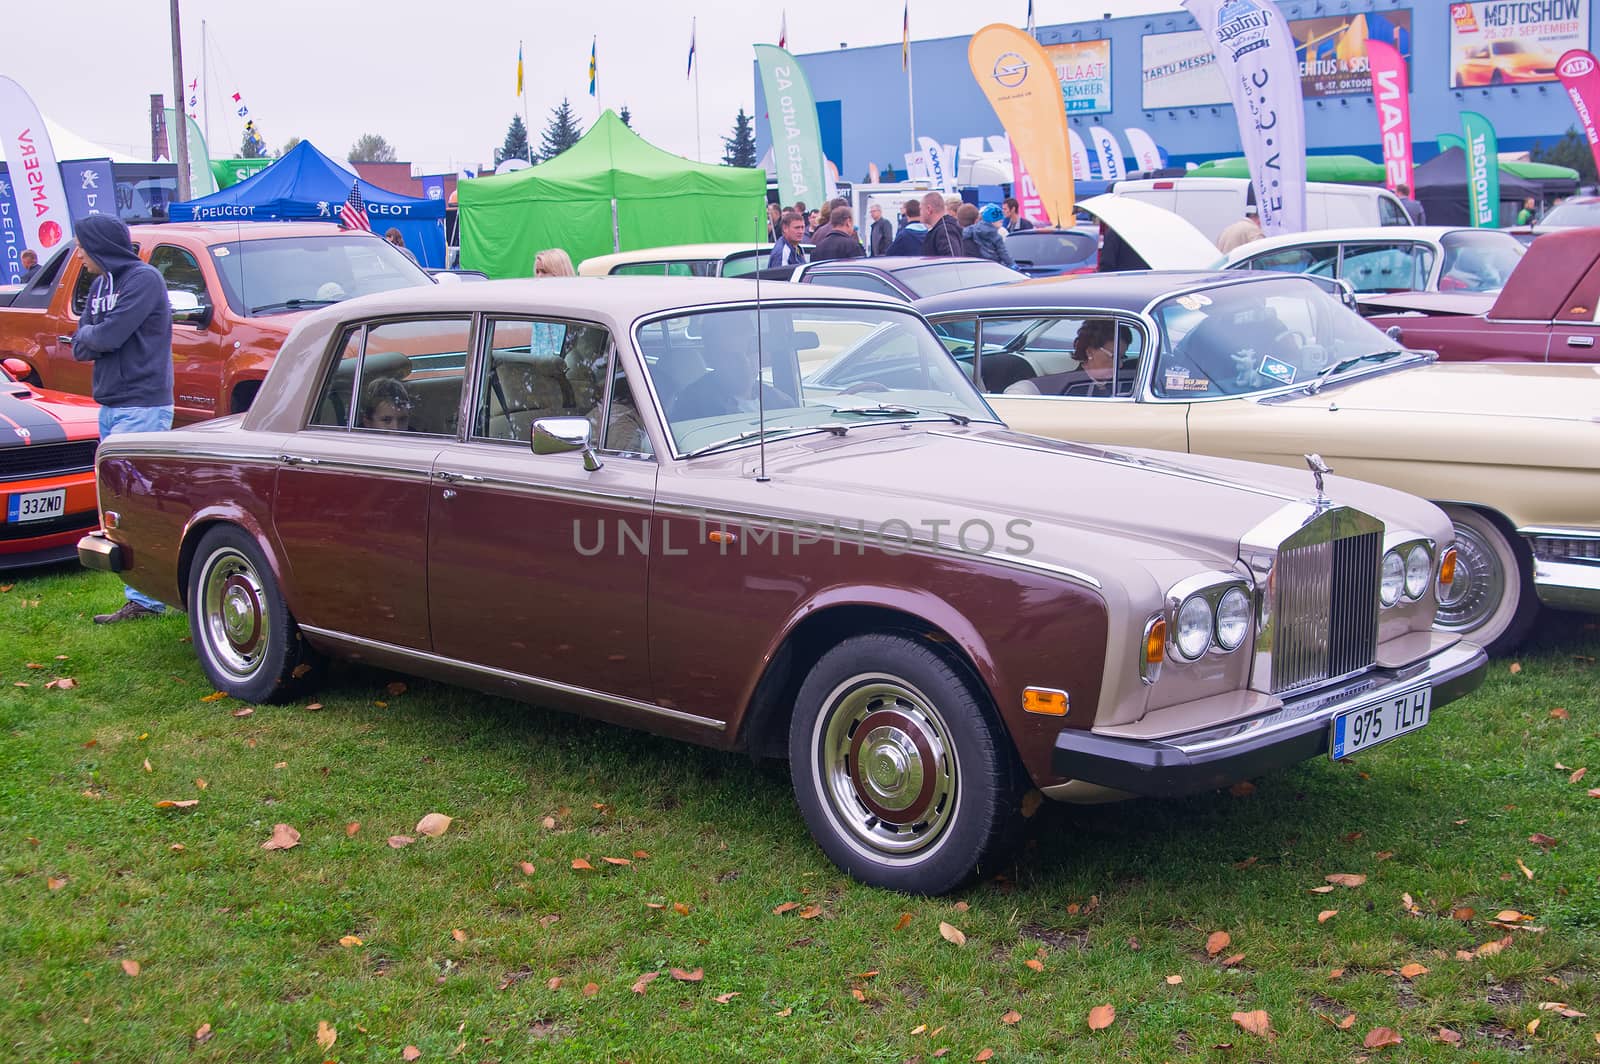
[168,141,446,267]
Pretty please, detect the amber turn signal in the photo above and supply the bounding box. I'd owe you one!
[1022,687,1069,716]
[1145,619,1167,665]
[1438,546,1457,587]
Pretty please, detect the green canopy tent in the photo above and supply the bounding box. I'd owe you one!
[211,157,274,189]
[458,110,767,278]
[1500,159,1580,199]
[1191,154,1389,185]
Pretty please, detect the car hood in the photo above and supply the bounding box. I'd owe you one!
[0,379,99,441]
[1076,194,1223,270]
[1275,361,1600,425]
[1360,292,1497,317]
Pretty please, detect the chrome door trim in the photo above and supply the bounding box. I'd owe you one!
[297,624,727,732]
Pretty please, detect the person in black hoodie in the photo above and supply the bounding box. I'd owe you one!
[72,214,175,624]
[810,205,865,261]
[920,191,964,257]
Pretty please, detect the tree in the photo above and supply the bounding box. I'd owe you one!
[349,133,398,163]
[280,136,302,156]
[721,108,757,168]
[495,114,531,166]
[619,105,632,128]
[539,98,584,161]
[239,130,265,159]
[1530,127,1598,185]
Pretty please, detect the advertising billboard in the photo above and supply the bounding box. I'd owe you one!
[1044,40,1112,115]
[1448,1,1588,88]
[1142,11,1413,108]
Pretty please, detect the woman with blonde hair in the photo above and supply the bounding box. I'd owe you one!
[533,248,575,277]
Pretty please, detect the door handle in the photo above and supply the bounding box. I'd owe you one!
[279,454,321,466]
[57,335,73,345]
[436,471,484,484]
[1567,335,1596,348]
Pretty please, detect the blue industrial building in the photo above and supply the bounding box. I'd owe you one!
[754,1,1598,182]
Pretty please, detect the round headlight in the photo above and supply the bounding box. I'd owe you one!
[1174,595,1213,660]
[1404,544,1431,600]
[1380,550,1405,607]
[1215,587,1252,651]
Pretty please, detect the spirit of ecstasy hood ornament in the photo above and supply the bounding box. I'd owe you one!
[1304,453,1332,508]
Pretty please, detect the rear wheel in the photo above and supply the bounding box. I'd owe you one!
[1434,505,1538,655]
[187,525,322,703]
[789,633,1025,894]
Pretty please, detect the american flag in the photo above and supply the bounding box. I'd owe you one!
[339,182,371,231]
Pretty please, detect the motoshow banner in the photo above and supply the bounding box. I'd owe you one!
[1184,0,1307,235]
[1461,110,1501,227]
[1449,1,1587,88]
[1042,40,1111,115]
[755,45,827,209]
[0,76,74,254]
[59,159,115,223]
[1089,126,1125,181]
[968,24,1075,226]
[1367,40,1414,191]
[917,137,955,193]
[1556,49,1600,179]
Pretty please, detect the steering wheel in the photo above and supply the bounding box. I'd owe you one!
[840,380,891,395]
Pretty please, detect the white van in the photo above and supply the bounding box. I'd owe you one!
[1108,177,1413,243]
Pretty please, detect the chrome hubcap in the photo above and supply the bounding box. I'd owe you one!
[1435,521,1504,633]
[202,548,270,680]
[816,677,957,859]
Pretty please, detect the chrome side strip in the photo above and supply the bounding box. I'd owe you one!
[297,625,727,732]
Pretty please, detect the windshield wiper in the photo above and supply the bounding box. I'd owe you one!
[683,426,822,459]
[249,298,341,315]
[1307,350,1407,394]
[830,404,972,425]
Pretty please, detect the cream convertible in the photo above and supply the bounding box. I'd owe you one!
[916,271,1600,654]
[81,278,1485,893]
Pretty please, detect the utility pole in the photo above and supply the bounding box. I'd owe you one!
[169,0,191,201]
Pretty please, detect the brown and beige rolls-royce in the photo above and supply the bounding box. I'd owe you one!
[79,278,1486,893]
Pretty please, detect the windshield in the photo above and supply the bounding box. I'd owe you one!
[208,234,432,316]
[896,260,1026,297]
[638,305,997,456]
[1438,230,1525,292]
[1540,201,1600,228]
[1152,277,1407,398]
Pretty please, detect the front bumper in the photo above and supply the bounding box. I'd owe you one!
[77,531,125,573]
[1051,639,1487,797]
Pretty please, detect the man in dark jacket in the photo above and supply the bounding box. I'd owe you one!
[71,214,175,624]
[1002,197,1035,233]
[766,210,808,268]
[811,205,865,261]
[885,197,928,256]
[921,191,964,257]
[866,203,893,255]
[1396,183,1426,225]
[18,249,40,283]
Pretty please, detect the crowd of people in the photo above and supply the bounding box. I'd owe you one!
[764,191,1037,269]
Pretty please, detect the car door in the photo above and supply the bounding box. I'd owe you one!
[147,243,224,420]
[272,317,467,650]
[1546,258,1600,364]
[425,315,656,702]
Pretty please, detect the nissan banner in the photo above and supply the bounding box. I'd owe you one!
[0,75,75,253]
[1367,41,1413,191]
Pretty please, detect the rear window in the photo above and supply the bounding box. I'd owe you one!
[895,260,1023,297]
[1006,231,1097,267]
[1541,201,1600,228]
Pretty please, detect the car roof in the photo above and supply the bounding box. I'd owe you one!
[1224,226,1480,258]
[127,221,352,241]
[915,270,1246,314]
[578,244,774,272]
[808,256,1001,275]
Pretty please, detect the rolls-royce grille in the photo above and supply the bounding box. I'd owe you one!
[1271,529,1381,694]
[0,441,97,482]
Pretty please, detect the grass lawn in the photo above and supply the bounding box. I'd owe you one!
[2,564,1596,1063]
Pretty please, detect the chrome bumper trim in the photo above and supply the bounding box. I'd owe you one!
[1530,556,1600,614]
[76,531,123,573]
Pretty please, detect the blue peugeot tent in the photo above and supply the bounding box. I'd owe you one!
[168,141,446,267]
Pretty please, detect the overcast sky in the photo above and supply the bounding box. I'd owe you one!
[10,0,1179,174]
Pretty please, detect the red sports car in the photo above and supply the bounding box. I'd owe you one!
[0,357,100,569]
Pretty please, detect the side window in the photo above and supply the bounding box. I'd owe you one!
[474,319,612,445]
[1340,243,1435,293]
[70,262,97,316]
[929,317,978,383]
[1377,195,1410,227]
[351,318,471,436]
[603,362,654,457]
[810,272,902,299]
[309,327,364,428]
[1246,244,1339,276]
[985,316,1141,398]
[148,245,211,306]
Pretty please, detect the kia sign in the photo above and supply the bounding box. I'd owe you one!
[1556,49,1600,180]
[0,76,75,251]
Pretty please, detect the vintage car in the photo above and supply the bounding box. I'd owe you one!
[1004,226,1102,278]
[1221,226,1526,295]
[578,243,808,279]
[79,278,1486,893]
[0,222,432,422]
[1362,227,1600,364]
[915,271,1600,655]
[0,357,99,568]
[755,256,1024,300]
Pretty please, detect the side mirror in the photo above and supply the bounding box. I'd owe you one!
[168,289,212,328]
[531,416,603,472]
[1384,325,1404,343]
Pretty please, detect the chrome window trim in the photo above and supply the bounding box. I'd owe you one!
[297,624,726,732]
[927,306,1161,402]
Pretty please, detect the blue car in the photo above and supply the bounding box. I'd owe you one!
[1004,227,1100,278]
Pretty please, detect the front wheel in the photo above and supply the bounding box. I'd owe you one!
[1434,505,1538,655]
[187,525,322,703]
[789,634,1025,894]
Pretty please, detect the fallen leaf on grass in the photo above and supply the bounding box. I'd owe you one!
[403,1047,421,1061]
[273,761,287,769]
[541,815,557,829]
[1087,1004,1115,1030]
[1452,907,1475,921]
[953,901,970,912]
[939,922,966,946]
[772,901,800,915]
[1328,967,1345,979]
[1318,910,1338,923]
[1528,833,1559,849]
[798,905,822,920]
[1571,767,1589,784]
[1338,1014,1357,1030]
[582,982,598,997]
[316,1022,336,1050]
[1204,931,1230,956]
[1527,1018,1540,1035]
[775,1007,792,1017]
[854,970,879,981]
[1221,953,1245,967]
[1538,1002,1588,1018]
[1309,884,1337,894]
[1228,781,1256,797]
[1000,1009,1021,1025]
[670,967,703,983]
[1436,1028,1462,1044]
[1590,788,1600,798]
[120,959,140,976]
[1364,1027,1402,1049]
[715,991,739,1004]
[155,799,199,809]
[169,844,184,852]
[1233,855,1258,870]
[570,858,593,871]
[1020,789,1043,817]
[1474,935,1514,958]
[546,977,562,990]
[373,700,388,709]
[44,677,77,690]
[451,928,466,943]
[1165,974,1183,984]
[517,861,535,875]
[1516,858,1535,880]
[385,681,408,697]
[894,912,912,931]
[631,972,660,994]
[230,707,253,718]
[261,823,300,850]
[1232,1010,1273,1039]
[1375,850,1395,861]
[338,935,362,947]
[1025,958,1045,972]
[1547,705,1566,718]
[194,1023,213,1043]
[416,813,453,837]
[1496,910,1534,922]
[387,835,415,849]
[1508,662,1522,674]
[1399,963,1429,979]
[46,876,67,891]
[194,778,207,790]
[345,821,359,837]
[1325,873,1366,888]
[200,691,227,702]
[850,988,866,1002]
[1401,892,1422,915]
[601,856,632,866]
[974,1049,994,1062]
[673,902,690,916]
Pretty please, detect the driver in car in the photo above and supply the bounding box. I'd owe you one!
[672,312,795,421]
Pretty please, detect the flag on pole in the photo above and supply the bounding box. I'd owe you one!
[516,42,524,95]
[687,18,697,78]
[588,38,597,97]
[1026,0,1036,37]
[901,2,910,70]
[339,182,371,232]
[779,10,787,49]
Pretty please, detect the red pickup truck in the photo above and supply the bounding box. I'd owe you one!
[0,221,432,422]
